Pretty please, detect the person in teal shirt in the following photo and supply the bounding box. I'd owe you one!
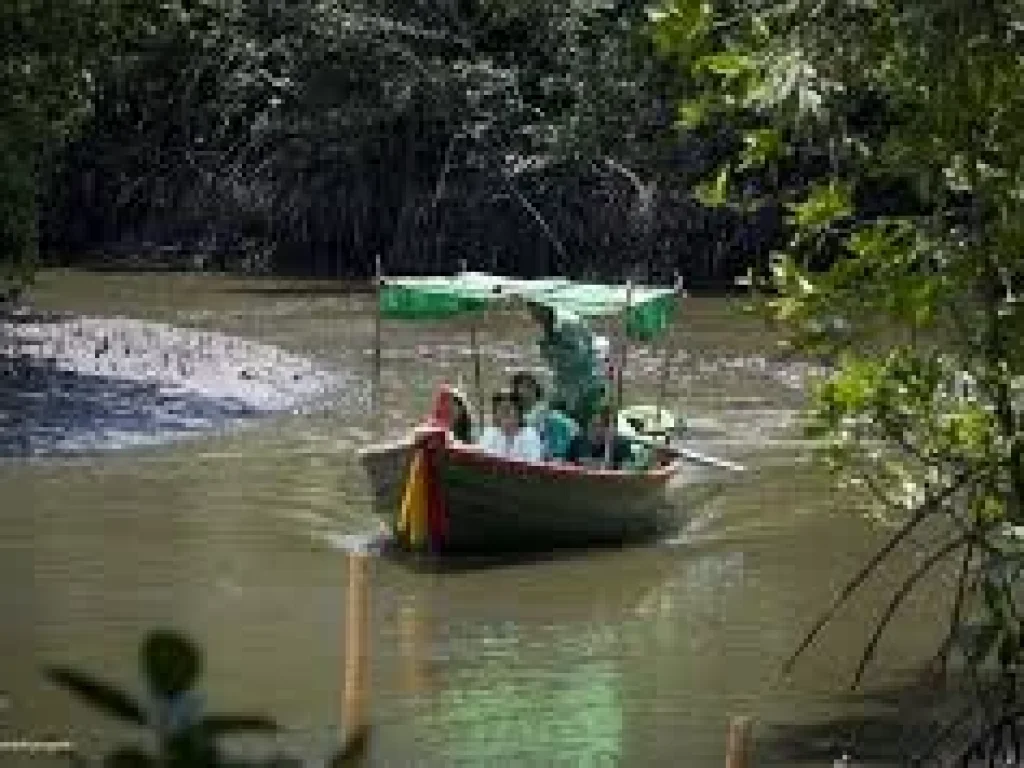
[510,371,578,461]
[527,303,606,427]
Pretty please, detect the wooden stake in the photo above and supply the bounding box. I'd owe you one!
[342,552,371,751]
[725,716,753,768]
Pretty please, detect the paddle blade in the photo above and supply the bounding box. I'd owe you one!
[45,666,147,725]
[668,445,747,472]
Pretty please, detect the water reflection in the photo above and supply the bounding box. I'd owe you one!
[413,655,623,766]
[378,554,663,766]
[369,546,755,766]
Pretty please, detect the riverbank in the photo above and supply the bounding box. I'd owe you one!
[0,307,349,457]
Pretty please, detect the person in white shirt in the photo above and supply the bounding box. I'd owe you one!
[476,388,543,462]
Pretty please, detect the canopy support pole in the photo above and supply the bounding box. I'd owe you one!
[470,321,484,427]
[460,260,486,428]
[655,273,684,434]
[372,254,383,429]
[606,281,633,468]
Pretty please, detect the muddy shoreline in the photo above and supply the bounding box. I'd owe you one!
[0,307,351,457]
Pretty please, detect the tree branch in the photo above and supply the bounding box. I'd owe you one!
[850,534,968,690]
[933,540,977,678]
[782,468,975,675]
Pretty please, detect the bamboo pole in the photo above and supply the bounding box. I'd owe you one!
[605,281,633,468]
[654,273,684,433]
[470,322,484,425]
[725,716,753,768]
[459,259,486,424]
[616,281,633,408]
[372,254,383,425]
[342,552,371,752]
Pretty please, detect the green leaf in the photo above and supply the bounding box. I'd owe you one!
[676,97,711,129]
[739,128,781,169]
[974,494,1007,524]
[788,181,853,231]
[828,366,876,410]
[648,0,712,57]
[694,164,730,207]
[845,220,914,261]
[767,296,801,322]
[45,667,147,725]
[694,52,754,78]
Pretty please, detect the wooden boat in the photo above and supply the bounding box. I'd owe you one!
[359,415,685,554]
[358,271,735,555]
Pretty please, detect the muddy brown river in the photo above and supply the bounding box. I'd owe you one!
[1,271,958,766]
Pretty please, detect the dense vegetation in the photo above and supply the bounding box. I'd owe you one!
[8,0,799,289]
[651,0,1023,760]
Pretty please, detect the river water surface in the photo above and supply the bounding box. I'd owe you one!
[1,272,958,766]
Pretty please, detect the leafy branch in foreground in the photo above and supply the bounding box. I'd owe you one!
[46,629,279,767]
[652,0,1023,760]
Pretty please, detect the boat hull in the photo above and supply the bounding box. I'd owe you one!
[358,430,682,554]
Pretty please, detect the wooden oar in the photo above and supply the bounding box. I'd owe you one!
[633,436,747,472]
[665,444,747,473]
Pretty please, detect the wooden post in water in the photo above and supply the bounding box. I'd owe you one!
[654,273,684,431]
[725,716,753,768]
[372,254,383,427]
[341,552,371,754]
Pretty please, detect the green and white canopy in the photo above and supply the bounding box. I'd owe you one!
[378,272,678,340]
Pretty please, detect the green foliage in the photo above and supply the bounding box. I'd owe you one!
[37,0,675,277]
[738,128,781,171]
[787,181,852,232]
[0,0,160,294]
[653,0,1024,750]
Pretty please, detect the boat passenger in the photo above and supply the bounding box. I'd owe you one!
[510,371,578,461]
[527,303,605,428]
[476,389,544,462]
[565,404,636,470]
